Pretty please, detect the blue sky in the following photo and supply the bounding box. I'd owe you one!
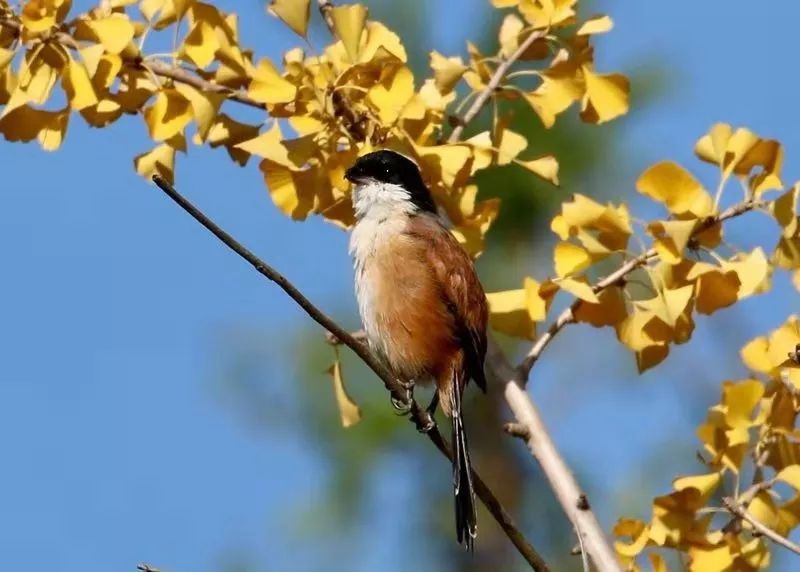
[1,1,799,570]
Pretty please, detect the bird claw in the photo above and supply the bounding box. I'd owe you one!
[391,379,415,414]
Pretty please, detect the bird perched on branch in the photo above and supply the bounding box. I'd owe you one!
[345,149,489,550]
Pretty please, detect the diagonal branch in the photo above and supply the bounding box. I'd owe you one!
[447,27,547,144]
[517,199,765,379]
[723,496,800,556]
[149,175,550,572]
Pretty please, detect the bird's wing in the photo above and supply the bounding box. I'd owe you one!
[407,215,488,391]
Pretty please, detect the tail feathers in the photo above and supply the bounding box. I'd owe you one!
[451,385,477,551]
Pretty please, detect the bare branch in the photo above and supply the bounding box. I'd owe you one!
[487,341,622,571]
[148,176,550,571]
[447,27,548,143]
[517,199,765,378]
[723,496,800,556]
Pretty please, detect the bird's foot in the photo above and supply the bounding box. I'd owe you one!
[390,379,415,414]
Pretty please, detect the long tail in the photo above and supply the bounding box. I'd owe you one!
[451,383,477,551]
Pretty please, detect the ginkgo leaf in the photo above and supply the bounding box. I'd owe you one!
[554,241,592,277]
[580,68,629,124]
[430,51,467,94]
[267,0,311,37]
[173,83,223,141]
[248,58,296,104]
[487,288,535,339]
[82,15,136,54]
[518,156,560,185]
[260,159,318,219]
[134,143,176,183]
[673,472,721,505]
[180,20,220,68]
[144,88,193,141]
[647,219,697,265]
[637,161,714,217]
[577,15,613,35]
[327,358,361,428]
[574,286,626,328]
[62,56,99,111]
[331,4,368,62]
[366,64,414,124]
[695,123,784,193]
[557,276,599,303]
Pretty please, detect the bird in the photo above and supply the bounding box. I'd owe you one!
[344,149,489,550]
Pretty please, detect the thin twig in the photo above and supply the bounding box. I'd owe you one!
[447,27,547,143]
[723,496,800,556]
[517,199,765,378]
[149,175,550,571]
[317,0,336,34]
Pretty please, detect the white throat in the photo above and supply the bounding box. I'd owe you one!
[348,180,415,264]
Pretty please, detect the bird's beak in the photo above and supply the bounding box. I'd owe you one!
[345,166,368,185]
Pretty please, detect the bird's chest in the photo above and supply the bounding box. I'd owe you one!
[349,215,434,365]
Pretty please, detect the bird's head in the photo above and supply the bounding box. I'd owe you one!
[345,149,437,218]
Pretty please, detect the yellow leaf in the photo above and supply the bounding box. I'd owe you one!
[0,104,68,150]
[430,51,467,94]
[574,286,626,327]
[487,288,535,339]
[636,285,694,329]
[777,465,800,491]
[143,88,193,141]
[636,161,714,217]
[174,83,223,141]
[235,122,316,169]
[580,68,629,124]
[21,0,71,34]
[134,143,176,183]
[523,68,583,129]
[248,58,296,104]
[674,472,721,505]
[724,379,764,428]
[180,20,219,68]
[204,113,261,166]
[267,0,311,37]
[327,358,361,428]
[685,262,741,315]
[367,64,414,124]
[740,538,770,570]
[62,56,98,110]
[331,4,368,62]
[554,241,592,277]
[260,159,318,219]
[695,123,784,193]
[557,276,599,303]
[647,219,697,265]
[359,21,406,63]
[741,336,771,374]
[770,185,798,239]
[613,518,650,558]
[688,543,734,572]
[577,14,613,35]
[518,156,559,185]
[721,248,771,300]
[411,142,472,188]
[551,194,631,253]
[84,15,136,54]
[793,270,800,292]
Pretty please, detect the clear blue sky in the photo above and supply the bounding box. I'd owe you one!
[1,1,798,570]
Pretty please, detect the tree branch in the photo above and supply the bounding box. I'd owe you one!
[317,0,336,35]
[149,175,549,571]
[723,496,800,556]
[0,18,268,111]
[517,199,765,378]
[447,27,547,143]
[487,340,622,571]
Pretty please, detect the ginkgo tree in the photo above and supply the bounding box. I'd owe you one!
[1,0,799,570]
